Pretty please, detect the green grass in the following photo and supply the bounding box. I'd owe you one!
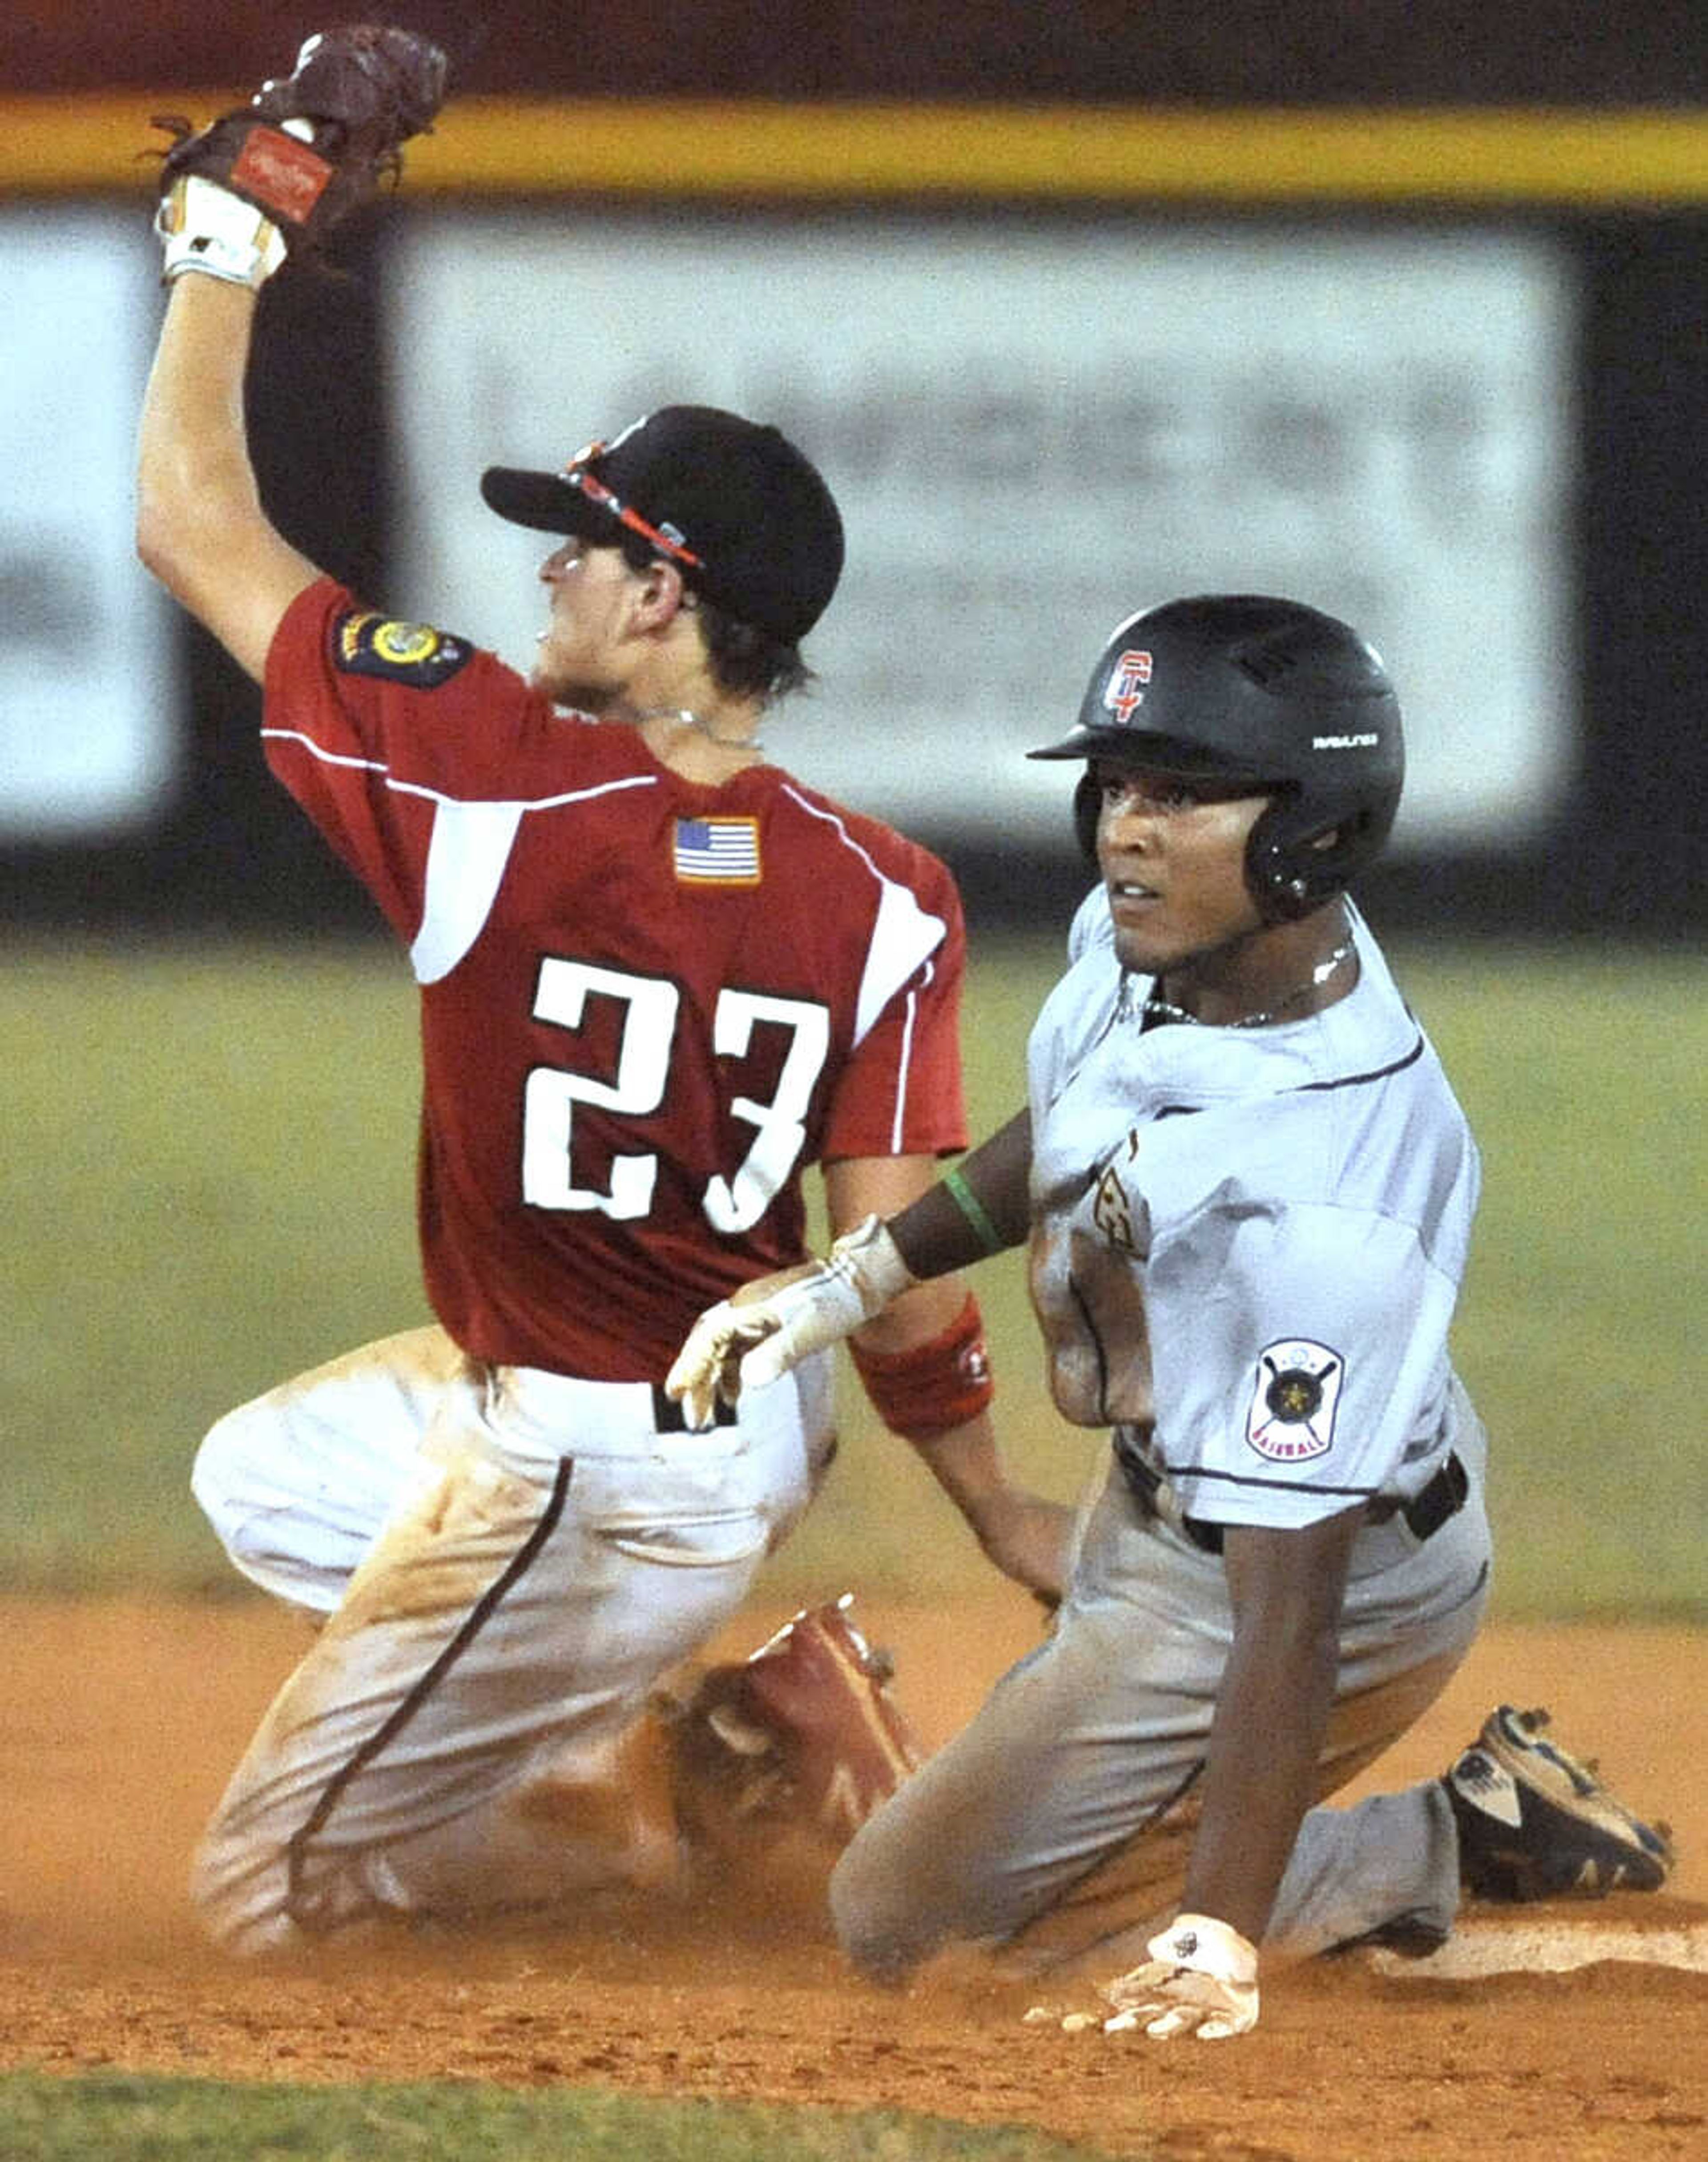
[1392,942,1704,1615]
[3,933,1702,1618]
[3,942,426,1593]
[0,2072,1115,2161]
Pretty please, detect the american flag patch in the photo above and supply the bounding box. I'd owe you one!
[673,815,761,885]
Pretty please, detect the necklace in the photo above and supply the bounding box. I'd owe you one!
[1132,938,1357,1031]
[645,707,765,755]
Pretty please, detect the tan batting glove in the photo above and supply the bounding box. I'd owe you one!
[665,1216,914,1429]
[1098,1915,1260,2041]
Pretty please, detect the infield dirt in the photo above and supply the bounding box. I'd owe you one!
[3,1594,1704,2162]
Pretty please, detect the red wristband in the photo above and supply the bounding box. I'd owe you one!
[848,1294,994,1441]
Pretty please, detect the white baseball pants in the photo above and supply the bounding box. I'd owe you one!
[190,1325,832,1953]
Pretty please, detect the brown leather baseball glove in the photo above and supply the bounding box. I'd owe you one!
[153,23,448,282]
[660,1595,926,1856]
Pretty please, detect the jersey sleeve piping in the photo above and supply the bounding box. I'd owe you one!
[260,729,388,782]
[410,800,525,985]
[1158,1461,1384,1503]
[888,976,922,1154]
[405,773,663,983]
[777,783,949,1047]
[260,725,660,817]
[1289,1033,1427,1093]
[264,722,663,982]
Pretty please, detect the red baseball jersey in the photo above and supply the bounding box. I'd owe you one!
[262,580,971,1380]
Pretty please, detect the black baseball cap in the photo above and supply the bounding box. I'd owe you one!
[480,405,844,644]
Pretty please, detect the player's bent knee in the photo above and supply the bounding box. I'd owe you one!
[190,1407,254,1527]
[191,1404,289,1559]
[829,1832,932,1983]
[188,1827,303,1958]
[191,1408,351,1612]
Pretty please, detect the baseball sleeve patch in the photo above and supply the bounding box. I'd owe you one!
[334,611,472,688]
[1245,1339,1344,1462]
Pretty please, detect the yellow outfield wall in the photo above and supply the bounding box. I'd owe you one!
[1,97,1705,203]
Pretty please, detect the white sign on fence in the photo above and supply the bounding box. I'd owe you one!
[0,209,177,838]
[390,211,1573,849]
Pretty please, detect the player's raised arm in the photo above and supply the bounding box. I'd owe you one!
[137,279,315,681]
[135,26,448,680]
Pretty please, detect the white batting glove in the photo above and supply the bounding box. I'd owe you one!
[1097,1915,1260,2041]
[156,172,288,288]
[665,1216,914,1429]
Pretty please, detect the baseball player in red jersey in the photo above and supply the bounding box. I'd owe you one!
[136,36,1070,1953]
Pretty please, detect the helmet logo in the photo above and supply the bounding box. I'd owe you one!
[1102,648,1152,724]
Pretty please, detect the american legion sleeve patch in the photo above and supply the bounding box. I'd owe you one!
[334,611,473,688]
[1245,1338,1345,1462]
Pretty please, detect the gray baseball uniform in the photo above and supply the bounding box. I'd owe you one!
[831,895,1493,1977]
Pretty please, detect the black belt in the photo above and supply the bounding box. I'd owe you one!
[651,1383,737,1433]
[1380,1449,1470,1542]
[1115,1441,1467,1558]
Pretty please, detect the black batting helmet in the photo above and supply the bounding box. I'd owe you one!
[1030,595,1404,922]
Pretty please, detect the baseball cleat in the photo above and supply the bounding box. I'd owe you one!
[1445,1704,1675,1901]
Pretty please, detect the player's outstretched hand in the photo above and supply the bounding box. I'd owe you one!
[1026,1915,1260,2042]
[665,1217,915,1428]
[1100,1915,1260,2040]
[153,23,449,288]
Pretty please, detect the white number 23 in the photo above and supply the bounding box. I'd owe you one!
[521,957,829,1232]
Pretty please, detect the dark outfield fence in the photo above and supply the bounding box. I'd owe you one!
[0,6,1703,940]
[5,4,1700,105]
